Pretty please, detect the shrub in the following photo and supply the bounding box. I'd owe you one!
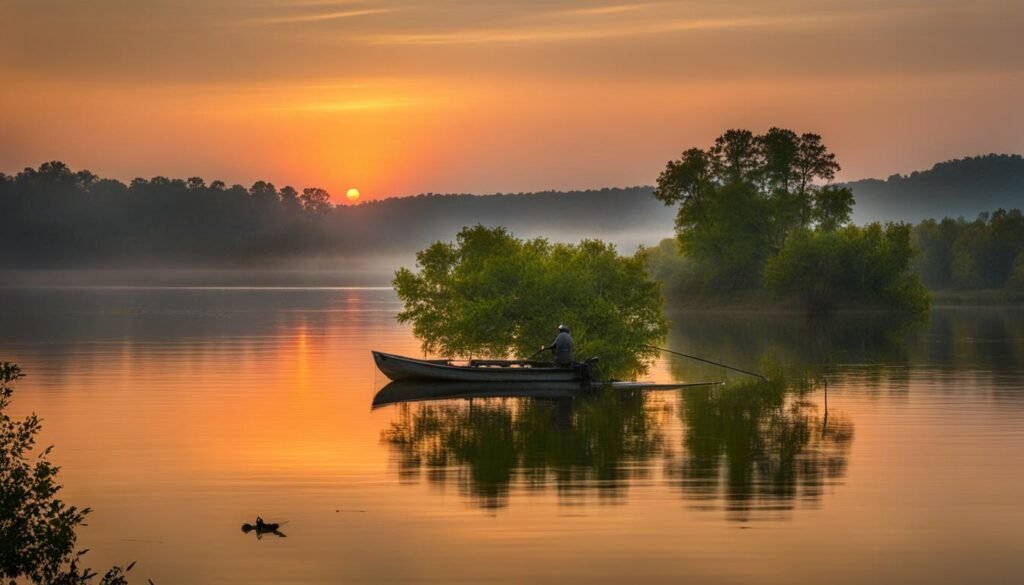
[763,224,930,313]
[394,226,669,378]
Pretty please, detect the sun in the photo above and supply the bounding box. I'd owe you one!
[346,188,360,201]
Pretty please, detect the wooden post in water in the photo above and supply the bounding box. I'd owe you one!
[823,377,829,435]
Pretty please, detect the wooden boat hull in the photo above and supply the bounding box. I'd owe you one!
[372,351,580,383]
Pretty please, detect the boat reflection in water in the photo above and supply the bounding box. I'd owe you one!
[374,375,853,518]
[373,380,589,408]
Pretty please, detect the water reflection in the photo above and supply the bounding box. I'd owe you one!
[3,288,1024,583]
[663,311,926,381]
[667,378,853,522]
[383,390,664,509]
[379,376,853,519]
[241,519,287,540]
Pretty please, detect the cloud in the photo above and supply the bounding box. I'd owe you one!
[278,97,426,112]
[552,4,653,18]
[244,7,392,26]
[362,14,841,45]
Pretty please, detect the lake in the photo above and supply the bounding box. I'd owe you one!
[2,287,1023,584]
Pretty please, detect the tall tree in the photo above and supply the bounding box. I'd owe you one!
[654,128,852,288]
[300,187,332,214]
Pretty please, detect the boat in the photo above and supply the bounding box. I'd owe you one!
[372,350,584,383]
[372,379,723,408]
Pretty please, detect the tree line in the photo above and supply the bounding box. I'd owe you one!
[0,162,666,268]
[645,203,1024,308]
[913,209,1024,290]
[5,151,1022,306]
[0,162,335,267]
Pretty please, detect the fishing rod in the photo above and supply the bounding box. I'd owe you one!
[525,347,548,361]
[643,344,767,381]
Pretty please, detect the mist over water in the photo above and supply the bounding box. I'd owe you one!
[2,287,1023,584]
[0,225,673,289]
[0,264,405,288]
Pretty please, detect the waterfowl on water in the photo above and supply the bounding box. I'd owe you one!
[241,516,283,535]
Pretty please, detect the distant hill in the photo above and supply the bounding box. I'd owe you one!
[369,154,1024,244]
[846,154,1024,223]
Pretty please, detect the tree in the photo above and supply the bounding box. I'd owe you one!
[763,223,930,313]
[393,225,668,378]
[950,220,990,289]
[0,363,135,584]
[911,210,1024,290]
[911,218,960,288]
[654,128,850,289]
[279,186,301,210]
[812,185,855,232]
[1007,251,1024,289]
[249,181,278,203]
[300,187,332,214]
[987,208,1024,286]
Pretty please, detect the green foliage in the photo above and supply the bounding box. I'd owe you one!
[1008,251,1024,290]
[912,209,1024,290]
[638,239,703,298]
[654,128,852,288]
[0,362,135,585]
[393,225,668,378]
[763,224,931,314]
[682,181,774,288]
[648,127,933,313]
[813,185,855,232]
[911,217,960,288]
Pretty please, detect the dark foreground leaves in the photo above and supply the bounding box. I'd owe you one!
[0,362,140,585]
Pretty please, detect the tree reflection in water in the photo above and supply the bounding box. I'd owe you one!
[381,375,853,519]
[383,391,665,509]
[667,377,853,522]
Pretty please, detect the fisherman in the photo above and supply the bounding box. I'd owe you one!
[544,324,574,367]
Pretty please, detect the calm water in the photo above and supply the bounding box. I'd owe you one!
[2,287,1023,584]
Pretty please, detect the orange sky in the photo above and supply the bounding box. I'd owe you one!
[1,0,1022,202]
